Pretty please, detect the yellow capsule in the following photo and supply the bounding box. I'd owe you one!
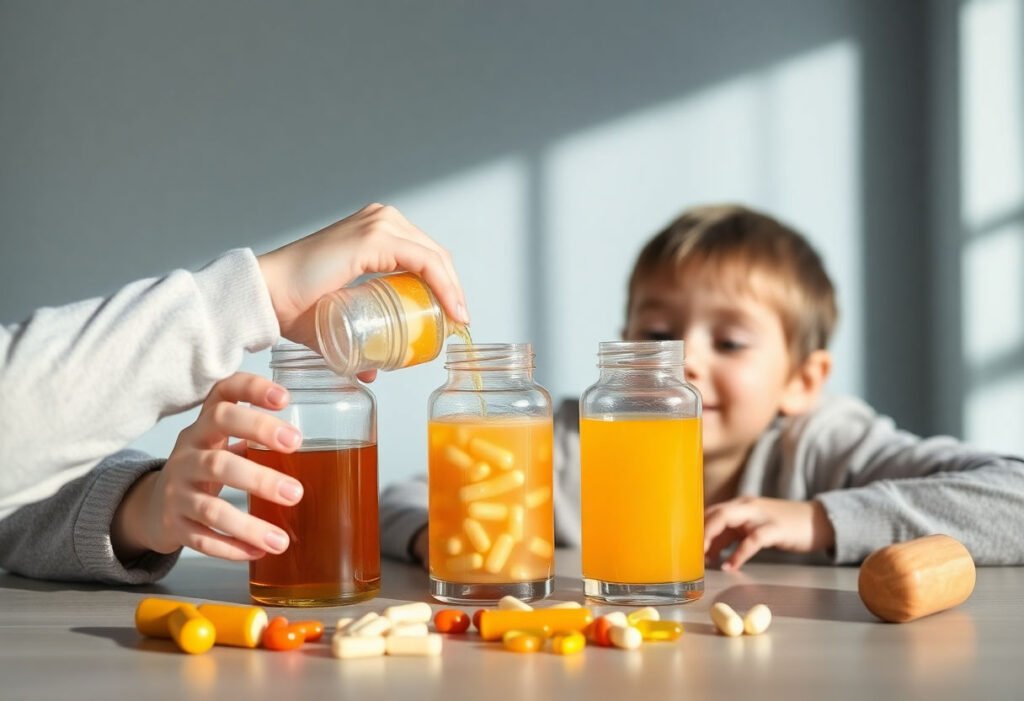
[196,603,268,648]
[468,437,515,470]
[467,461,492,482]
[502,629,545,653]
[525,486,551,509]
[626,607,660,626]
[135,597,189,638]
[168,605,216,655]
[445,536,464,556]
[634,619,684,641]
[508,505,525,542]
[444,445,474,470]
[479,609,593,641]
[551,631,586,655]
[528,537,553,559]
[468,501,509,521]
[463,518,492,552]
[485,534,516,574]
[459,471,525,502]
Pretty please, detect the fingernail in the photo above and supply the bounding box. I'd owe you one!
[264,531,288,553]
[276,427,301,449]
[267,386,288,406]
[278,479,303,503]
[458,302,470,324]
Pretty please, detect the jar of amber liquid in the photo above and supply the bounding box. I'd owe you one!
[427,343,554,603]
[580,340,703,605]
[316,272,469,376]
[247,343,379,606]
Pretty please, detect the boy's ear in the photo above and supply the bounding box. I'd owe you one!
[779,349,832,416]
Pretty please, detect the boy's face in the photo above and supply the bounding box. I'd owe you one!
[624,264,799,468]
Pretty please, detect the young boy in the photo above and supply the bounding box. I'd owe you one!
[382,204,1024,569]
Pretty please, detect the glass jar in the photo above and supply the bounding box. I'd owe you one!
[579,340,703,604]
[247,343,379,606]
[427,343,554,603]
[316,272,469,376]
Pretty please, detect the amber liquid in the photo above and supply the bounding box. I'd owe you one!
[247,441,380,606]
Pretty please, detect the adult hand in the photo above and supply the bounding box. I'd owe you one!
[258,203,470,352]
[703,496,835,571]
[112,373,305,562]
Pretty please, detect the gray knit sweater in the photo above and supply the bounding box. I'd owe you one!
[380,396,1024,566]
[0,249,279,583]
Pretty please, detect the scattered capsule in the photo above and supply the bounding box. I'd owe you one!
[433,609,471,634]
[386,633,443,656]
[608,625,643,650]
[551,631,586,655]
[634,619,684,641]
[384,602,433,625]
[262,617,303,651]
[472,609,485,631]
[478,608,593,642]
[196,603,268,648]
[711,602,744,637]
[585,615,616,647]
[168,605,217,655]
[332,634,386,659]
[626,607,660,626]
[497,595,533,611]
[335,617,354,634]
[547,601,583,610]
[743,604,773,635]
[347,611,392,638]
[290,620,324,643]
[390,622,429,637]
[502,629,545,653]
[135,598,190,638]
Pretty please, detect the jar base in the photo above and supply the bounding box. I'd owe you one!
[250,582,380,608]
[429,576,553,604]
[583,577,703,605]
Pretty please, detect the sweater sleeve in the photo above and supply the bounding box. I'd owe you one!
[794,397,1024,565]
[0,249,280,521]
[0,450,181,583]
[379,476,429,563]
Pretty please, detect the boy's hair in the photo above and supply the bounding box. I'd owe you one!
[627,204,838,365]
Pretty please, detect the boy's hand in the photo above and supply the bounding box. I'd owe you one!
[112,373,305,562]
[703,497,836,571]
[258,203,470,352]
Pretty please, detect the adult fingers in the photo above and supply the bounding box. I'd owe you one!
[385,241,470,325]
[177,518,269,561]
[185,491,291,555]
[189,450,303,506]
[196,402,301,453]
[203,373,290,412]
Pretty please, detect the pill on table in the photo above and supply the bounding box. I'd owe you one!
[384,602,433,625]
[497,595,533,611]
[348,611,392,637]
[551,631,586,655]
[463,518,492,553]
[135,598,191,638]
[502,629,545,653]
[468,437,514,470]
[195,603,268,648]
[459,471,525,502]
[634,619,684,641]
[525,486,551,509]
[472,609,485,631]
[386,633,443,656]
[444,445,474,470]
[263,619,303,651]
[603,611,628,628]
[446,536,465,556]
[389,623,429,637]
[434,609,471,634]
[332,634,386,659]
[743,604,772,635]
[527,537,553,559]
[335,617,354,634]
[585,615,617,647]
[478,609,593,642]
[486,534,516,573]
[711,602,744,637]
[609,625,643,650]
[508,505,525,542]
[626,607,660,626]
[468,501,509,520]
[168,605,216,655]
[547,601,582,610]
[447,553,484,572]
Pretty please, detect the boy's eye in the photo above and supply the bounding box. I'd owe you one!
[639,330,675,342]
[715,338,747,352]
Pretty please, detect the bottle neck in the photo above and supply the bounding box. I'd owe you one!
[271,343,358,391]
[444,343,535,388]
[596,340,685,385]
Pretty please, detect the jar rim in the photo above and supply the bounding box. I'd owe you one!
[271,341,330,369]
[597,340,684,367]
[445,343,534,370]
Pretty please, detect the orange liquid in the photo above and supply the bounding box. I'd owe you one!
[247,442,380,606]
[428,416,554,583]
[580,416,703,584]
[383,272,471,366]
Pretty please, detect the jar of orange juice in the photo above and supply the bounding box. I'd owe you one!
[316,272,469,376]
[580,340,703,604]
[427,343,554,603]
[247,343,379,606]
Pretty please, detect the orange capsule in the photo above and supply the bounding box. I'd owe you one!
[262,616,303,651]
[478,609,592,642]
[472,609,486,631]
[502,629,545,653]
[434,609,471,634]
[291,620,324,643]
[586,616,616,647]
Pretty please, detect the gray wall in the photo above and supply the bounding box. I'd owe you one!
[2,1,1021,488]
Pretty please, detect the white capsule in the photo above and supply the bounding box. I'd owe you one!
[609,625,643,650]
[497,595,534,611]
[463,518,492,553]
[468,501,509,521]
[388,622,429,637]
[459,471,525,502]
[485,534,516,574]
[385,633,443,656]
[349,613,392,638]
[743,604,772,635]
[332,633,386,659]
[626,607,660,625]
[334,617,354,634]
[602,611,629,628]
[467,437,514,470]
[547,601,582,609]
[711,602,744,637]
[384,602,433,625]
